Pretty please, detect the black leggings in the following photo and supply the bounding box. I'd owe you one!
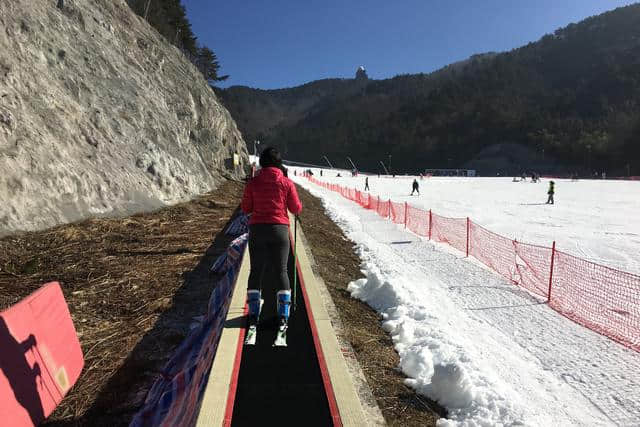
[248,224,290,291]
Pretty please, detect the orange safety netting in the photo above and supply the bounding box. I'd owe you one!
[390,201,406,225]
[431,213,467,254]
[550,250,640,351]
[469,222,552,299]
[303,173,640,352]
[376,198,390,218]
[406,205,430,237]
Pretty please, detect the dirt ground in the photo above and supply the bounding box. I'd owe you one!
[295,185,445,426]
[0,180,245,426]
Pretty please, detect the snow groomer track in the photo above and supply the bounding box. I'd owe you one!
[196,214,368,426]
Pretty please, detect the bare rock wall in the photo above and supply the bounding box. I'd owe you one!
[0,0,248,235]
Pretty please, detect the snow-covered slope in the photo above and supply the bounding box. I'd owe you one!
[0,0,248,236]
[293,172,640,426]
[297,173,640,274]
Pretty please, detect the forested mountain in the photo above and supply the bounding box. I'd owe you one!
[220,4,640,175]
[216,78,368,152]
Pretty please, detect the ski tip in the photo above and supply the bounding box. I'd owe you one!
[244,326,257,345]
[273,333,288,347]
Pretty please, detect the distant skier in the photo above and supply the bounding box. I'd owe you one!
[411,179,420,195]
[546,180,555,204]
[320,169,323,176]
[241,147,302,345]
[364,176,370,191]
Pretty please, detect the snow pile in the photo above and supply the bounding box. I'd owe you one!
[348,260,524,425]
[293,173,634,426]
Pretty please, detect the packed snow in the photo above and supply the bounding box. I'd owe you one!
[295,171,640,274]
[291,169,640,426]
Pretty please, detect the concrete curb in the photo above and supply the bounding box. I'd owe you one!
[291,214,373,426]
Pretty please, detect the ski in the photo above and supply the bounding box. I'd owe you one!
[273,324,288,347]
[244,324,257,345]
[244,296,263,346]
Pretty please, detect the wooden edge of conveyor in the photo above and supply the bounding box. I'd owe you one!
[196,249,250,427]
[290,213,368,426]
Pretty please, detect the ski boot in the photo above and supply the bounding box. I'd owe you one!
[274,290,291,347]
[245,289,263,345]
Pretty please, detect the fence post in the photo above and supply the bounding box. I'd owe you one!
[428,209,432,240]
[466,217,470,257]
[547,241,556,303]
[388,199,392,219]
[404,202,408,228]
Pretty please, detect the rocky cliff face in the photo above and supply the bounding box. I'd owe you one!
[0,0,248,236]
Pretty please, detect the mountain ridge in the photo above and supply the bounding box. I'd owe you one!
[220,4,640,175]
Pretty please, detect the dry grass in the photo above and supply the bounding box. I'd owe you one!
[296,185,445,426]
[0,180,244,425]
[1,178,444,426]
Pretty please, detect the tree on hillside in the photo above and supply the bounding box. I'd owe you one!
[126,0,227,83]
[197,46,229,82]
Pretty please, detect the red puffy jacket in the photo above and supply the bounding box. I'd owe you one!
[241,167,302,225]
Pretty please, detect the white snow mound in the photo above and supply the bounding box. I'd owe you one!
[348,268,524,426]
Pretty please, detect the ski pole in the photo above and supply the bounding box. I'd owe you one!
[293,215,298,312]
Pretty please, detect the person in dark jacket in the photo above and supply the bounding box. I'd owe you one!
[411,179,420,195]
[546,181,555,204]
[241,147,302,327]
[364,176,370,191]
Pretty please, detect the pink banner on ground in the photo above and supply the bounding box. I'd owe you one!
[0,282,84,426]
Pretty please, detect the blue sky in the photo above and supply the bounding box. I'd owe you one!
[183,0,637,89]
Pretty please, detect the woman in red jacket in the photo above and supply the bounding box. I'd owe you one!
[241,147,302,329]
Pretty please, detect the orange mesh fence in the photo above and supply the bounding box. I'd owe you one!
[390,202,406,224]
[357,191,369,208]
[470,222,551,299]
[513,241,553,299]
[431,213,467,254]
[406,205,430,237]
[550,250,640,352]
[377,198,390,218]
[469,222,518,282]
[368,196,379,212]
[303,174,640,352]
